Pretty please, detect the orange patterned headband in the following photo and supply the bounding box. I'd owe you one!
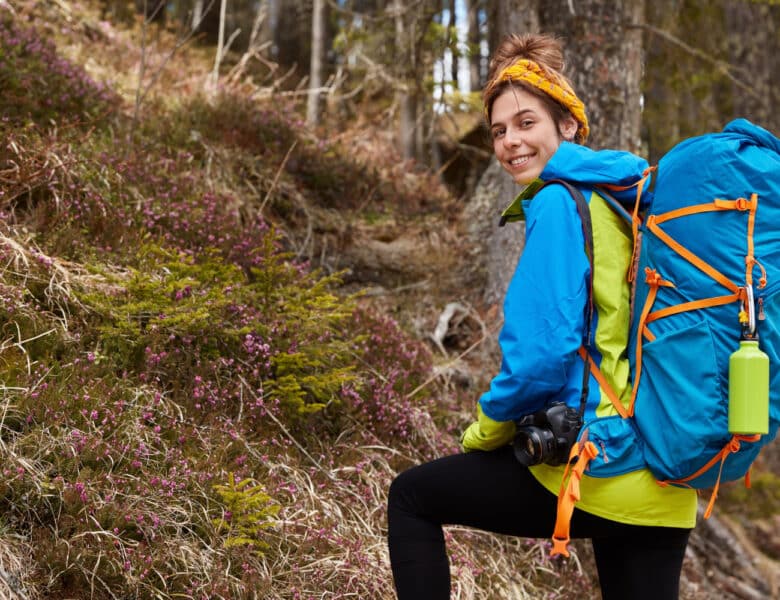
[487,59,590,142]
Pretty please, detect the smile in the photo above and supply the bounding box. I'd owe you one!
[509,155,533,166]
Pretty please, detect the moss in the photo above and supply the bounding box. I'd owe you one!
[720,471,780,519]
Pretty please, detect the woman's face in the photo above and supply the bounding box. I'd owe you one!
[490,87,577,185]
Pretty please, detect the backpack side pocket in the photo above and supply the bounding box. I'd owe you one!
[580,415,645,478]
[632,319,755,486]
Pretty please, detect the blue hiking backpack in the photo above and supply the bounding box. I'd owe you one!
[627,118,780,497]
[550,119,780,556]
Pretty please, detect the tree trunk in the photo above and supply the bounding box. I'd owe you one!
[660,0,726,154]
[642,0,684,163]
[275,0,311,73]
[207,0,227,91]
[466,0,482,91]
[469,0,538,311]
[192,0,204,31]
[136,0,165,24]
[394,0,416,160]
[465,159,525,309]
[642,0,745,160]
[306,0,326,126]
[486,0,539,59]
[539,0,645,152]
[448,0,458,86]
[725,1,780,136]
[259,0,279,60]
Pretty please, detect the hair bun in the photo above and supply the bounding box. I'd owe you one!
[487,33,565,83]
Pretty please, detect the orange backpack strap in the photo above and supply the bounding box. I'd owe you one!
[598,166,654,283]
[646,214,740,294]
[657,434,761,518]
[644,293,743,325]
[628,268,675,415]
[551,438,599,557]
[577,346,628,418]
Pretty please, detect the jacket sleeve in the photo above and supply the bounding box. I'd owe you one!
[479,184,590,422]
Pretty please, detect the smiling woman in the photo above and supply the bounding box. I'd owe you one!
[483,38,586,185]
[387,32,698,600]
[489,92,577,184]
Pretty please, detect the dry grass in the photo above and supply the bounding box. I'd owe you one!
[0,2,607,598]
[0,535,38,600]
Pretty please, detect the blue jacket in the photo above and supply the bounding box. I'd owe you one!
[479,141,651,424]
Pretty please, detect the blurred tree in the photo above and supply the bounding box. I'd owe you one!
[641,0,684,163]
[486,0,539,59]
[276,0,313,72]
[101,0,139,23]
[391,0,440,161]
[643,0,731,161]
[259,0,278,55]
[444,0,456,85]
[192,0,259,52]
[135,0,166,24]
[465,0,482,91]
[307,0,327,125]
[394,0,416,159]
[539,0,646,153]
[724,1,777,133]
[643,0,779,162]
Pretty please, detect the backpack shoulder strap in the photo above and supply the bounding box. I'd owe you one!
[535,179,596,417]
[534,180,628,558]
[594,186,634,225]
[537,179,594,268]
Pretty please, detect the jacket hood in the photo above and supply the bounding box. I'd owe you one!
[500,141,653,224]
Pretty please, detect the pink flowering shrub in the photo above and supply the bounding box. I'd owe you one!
[341,308,435,441]
[157,92,453,217]
[3,348,285,597]
[0,14,116,126]
[0,10,557,598]
[81,241,360,426]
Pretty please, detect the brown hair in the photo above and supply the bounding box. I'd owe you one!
[483,33,583,143]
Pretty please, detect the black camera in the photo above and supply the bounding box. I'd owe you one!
[513,403,582,467]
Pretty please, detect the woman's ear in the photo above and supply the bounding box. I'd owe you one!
[559,116,579,142]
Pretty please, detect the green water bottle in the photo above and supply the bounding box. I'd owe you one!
[728,338,769,435]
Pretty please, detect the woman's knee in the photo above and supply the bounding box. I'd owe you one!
[388,465,420,513]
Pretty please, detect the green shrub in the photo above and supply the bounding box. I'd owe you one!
[79,241,359,421]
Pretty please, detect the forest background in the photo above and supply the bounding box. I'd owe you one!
[0,0,778,598]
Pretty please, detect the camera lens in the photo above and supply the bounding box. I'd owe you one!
[513,427,553,466]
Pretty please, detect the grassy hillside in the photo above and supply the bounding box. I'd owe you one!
[0,2,603,598]
[5,3,777,599]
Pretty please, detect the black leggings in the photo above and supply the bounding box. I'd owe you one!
[387,446,691,600]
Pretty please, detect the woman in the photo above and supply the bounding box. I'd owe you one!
[387,33,697,600]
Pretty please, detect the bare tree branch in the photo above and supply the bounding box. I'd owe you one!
[625,21,761,101]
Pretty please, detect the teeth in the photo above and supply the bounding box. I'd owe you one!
[510,156,530,166]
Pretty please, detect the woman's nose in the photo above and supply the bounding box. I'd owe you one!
[504,126,522,147]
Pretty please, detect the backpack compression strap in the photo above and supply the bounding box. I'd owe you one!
[628,193,766,417]
[631,191,766,512]
[597,166,654,283]
[657,433,761,518]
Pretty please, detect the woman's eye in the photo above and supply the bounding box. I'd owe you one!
[492,128,505,139]
[520,119,534,128]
